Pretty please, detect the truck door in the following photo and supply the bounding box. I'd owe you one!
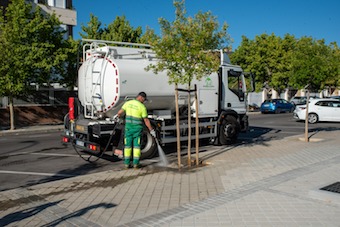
[221,66,247,114]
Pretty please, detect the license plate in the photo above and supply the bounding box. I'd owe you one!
[76,125,85,132]
[76,140,85,147]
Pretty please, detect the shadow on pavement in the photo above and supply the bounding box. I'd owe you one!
[0,200,63,226]
[0,198,115,227]
[24,161,112,188]
[41,203,116,227]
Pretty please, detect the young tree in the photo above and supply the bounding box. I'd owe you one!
[146,0,229,83]
[145,0,230,166]
[0,0,69,130]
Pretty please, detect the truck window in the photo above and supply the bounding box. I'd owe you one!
[228,70,245,101]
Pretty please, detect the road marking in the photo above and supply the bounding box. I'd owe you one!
[1,152,89,158]
[0,170,76,177]
[30,152,87,157]
[28,134,52,138]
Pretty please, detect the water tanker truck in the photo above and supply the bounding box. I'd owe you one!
[62,39,255,159]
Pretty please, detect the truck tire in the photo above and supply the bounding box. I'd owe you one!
[140,128,157,159]
[219,115,239,145]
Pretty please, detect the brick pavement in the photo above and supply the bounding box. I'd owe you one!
[0,130,339,226]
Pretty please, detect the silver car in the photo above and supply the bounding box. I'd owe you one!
[293,98,340,123]
[290,96,319,105]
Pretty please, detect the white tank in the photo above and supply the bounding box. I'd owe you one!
[77,42,222,119]
[78,45,184,118]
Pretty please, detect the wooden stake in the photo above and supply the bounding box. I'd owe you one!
[305,90,310,142]
[187,85,191,167]
[175,84,181,169]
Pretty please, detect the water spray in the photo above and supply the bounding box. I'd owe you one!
[155,138,169,166]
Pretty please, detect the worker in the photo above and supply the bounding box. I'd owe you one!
[116,92,156,168]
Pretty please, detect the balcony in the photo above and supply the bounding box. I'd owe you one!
[37,4,76,26]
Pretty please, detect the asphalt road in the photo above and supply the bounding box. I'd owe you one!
[0,112,339,191]
[242,112,340,143]
[0,131,123,191]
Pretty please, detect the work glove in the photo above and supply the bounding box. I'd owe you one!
[150,129,156,138]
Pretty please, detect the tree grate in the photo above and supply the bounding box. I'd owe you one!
[320,182,340,194]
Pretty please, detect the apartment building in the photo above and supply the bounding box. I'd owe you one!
[0,0,77,38]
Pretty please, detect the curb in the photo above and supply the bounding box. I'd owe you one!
[0,125,64,136]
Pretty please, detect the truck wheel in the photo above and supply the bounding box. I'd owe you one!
[140,128,157,159]
[219,115,239,145]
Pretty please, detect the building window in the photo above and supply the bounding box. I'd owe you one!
[55,0,65,8]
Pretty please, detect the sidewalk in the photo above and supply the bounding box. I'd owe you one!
[0,129,339,226]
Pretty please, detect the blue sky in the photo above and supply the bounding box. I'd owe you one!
[72,0,340,49]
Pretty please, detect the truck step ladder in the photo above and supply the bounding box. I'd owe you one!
[83,42,109,119]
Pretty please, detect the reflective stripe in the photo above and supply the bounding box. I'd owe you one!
[125,116,143,125]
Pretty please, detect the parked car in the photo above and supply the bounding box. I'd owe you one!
[290,96,319,105]
[293,98,340,123]
[260,99,295,114]
[326,96,340,100]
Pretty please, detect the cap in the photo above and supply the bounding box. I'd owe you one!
[137,92,148,100]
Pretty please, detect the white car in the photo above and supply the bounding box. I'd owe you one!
[293,98,340,123]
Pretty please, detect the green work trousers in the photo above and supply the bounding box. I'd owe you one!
[124,126,143,166]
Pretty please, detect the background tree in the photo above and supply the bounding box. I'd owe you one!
[58,37,81,90]
[80,15,143,43]
[330,43,340,88]
[79,13,103,39]
[231,33,339,95]
[270,34,296,92]
[102,15,142,43]
[140,26,159,44]
[0,0,70,130]
[290,37,335,91]
[230,33,296,93]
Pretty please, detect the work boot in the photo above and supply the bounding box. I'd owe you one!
[133,164,141,169]
[124,158,131,166]
[125,164,131,169]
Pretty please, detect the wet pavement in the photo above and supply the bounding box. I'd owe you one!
[0,126,339,226]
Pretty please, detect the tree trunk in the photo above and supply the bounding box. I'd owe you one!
[187,84,191,167]
[9,95,15,130]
